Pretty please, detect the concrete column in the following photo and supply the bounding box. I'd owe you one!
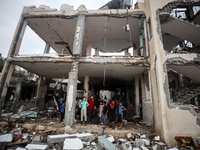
[43,43,50,54]
[12,77,23,111]
[83,76,89,100]
[0,62,15,117]
[73,15,85,56]
[86,42,92,56]
[95,49,99,56]
[135,77,140,116]
[64,61,79,126]
[143,19,149,56]
[35,76,47,111]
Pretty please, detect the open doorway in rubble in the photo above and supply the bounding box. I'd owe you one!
[3,65,38,113]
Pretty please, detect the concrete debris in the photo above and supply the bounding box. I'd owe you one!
[63,138,83,150]
[167,148,179,150]
[0,134,13,142]
[107,135,115,142]
[25,144,48,150]
[98,136,116,150]
[122,141,132,150]
[141,146,149,150]
[154,136,160,141]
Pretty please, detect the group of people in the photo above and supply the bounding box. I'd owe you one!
[76,95,135,129]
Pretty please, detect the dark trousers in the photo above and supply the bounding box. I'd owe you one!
[88,110,95,123]
[60,112,65,121]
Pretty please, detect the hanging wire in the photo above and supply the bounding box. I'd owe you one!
[103,63,107,87]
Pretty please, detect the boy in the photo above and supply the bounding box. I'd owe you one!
[102,101,108,127]
[98,101,104,124]
[118,102,126,129]
[60,101,65,122]
[79,97,89,125]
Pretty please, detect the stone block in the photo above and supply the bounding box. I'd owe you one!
[25,144,48,150]
[135,138,145,148]
[63,138,83,150]
[98,136,116,150]
[0,134,12,142]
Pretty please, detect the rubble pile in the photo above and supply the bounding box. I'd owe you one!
[0,125,199,150]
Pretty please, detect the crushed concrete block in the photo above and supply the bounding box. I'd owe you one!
[63,138,83,150]
[47,134,72,143]
[10,128,22,135]
[16,148,27,150]
[154,136,160,141]
[143,139,150,145]
[122,142,132,150]
[127,132,132,139]
[98,136,116,150]
[135,138,145,148]
[119,138,127,142]
[140,135,146,139]
[107,135,114,143]
[141,146,149,150]
[0,134,12,142]
[75,133,95,141]
[167,148,178,150]
[32,135,41,143]
[25,144,48,150]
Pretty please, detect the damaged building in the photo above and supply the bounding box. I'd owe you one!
[0,0,200,147]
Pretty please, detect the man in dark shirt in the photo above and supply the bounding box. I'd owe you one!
[102,101,108,126]
[108,100,116,128]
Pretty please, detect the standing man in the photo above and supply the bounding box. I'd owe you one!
[87,95,96,123]
[60,101,65,122]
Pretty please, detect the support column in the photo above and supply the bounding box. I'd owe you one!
[0,16,27,116]
[86,42,92,56]
[135,77,140,116]
[12,77,23,111]
[43,43,50,54]
[83,76,89,100]
[143,19,149,56]
[35,76,47,111]
[65,61,79,126]
[0,62,15,116]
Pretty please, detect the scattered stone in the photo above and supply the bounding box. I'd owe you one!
[98,136,116,150]
[127,132,132,139]
[154,136,160,141]
[141,146,149,150]
[0,134,13,142]
[107,135,115,143]
[135,138,145,148]
[63,138,83,150]
[25,144,48,150]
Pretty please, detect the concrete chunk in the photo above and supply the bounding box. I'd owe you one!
[63,138,83,150]
[135,138,145,148]
[107,135,115,143]
[167,148,178,150]
[141,146,149,150]
[98,136,116,150]
[0,134,12,142]
[143,139,150,145]
[25,144,48,150]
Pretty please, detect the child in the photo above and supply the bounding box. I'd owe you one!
[102,101,108,127]
[60,101,65,122]
[98,101,104,124]
[79,97,89,125]
[118,102,126,129]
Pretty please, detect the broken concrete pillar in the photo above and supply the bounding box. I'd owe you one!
[35,76,47,110]
[43,43,50,54]
[73,15,85,56]
[64,61,79,126]
[12,78,23,111]
[0,62,15,117]
[86,42,92,56]
[83,76,89,100]
[135,77,140,116]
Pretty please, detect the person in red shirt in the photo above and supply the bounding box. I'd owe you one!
[87,95,96,123]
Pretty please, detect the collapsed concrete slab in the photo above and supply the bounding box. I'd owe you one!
[0,134,12,143]
[63,138,83,150]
